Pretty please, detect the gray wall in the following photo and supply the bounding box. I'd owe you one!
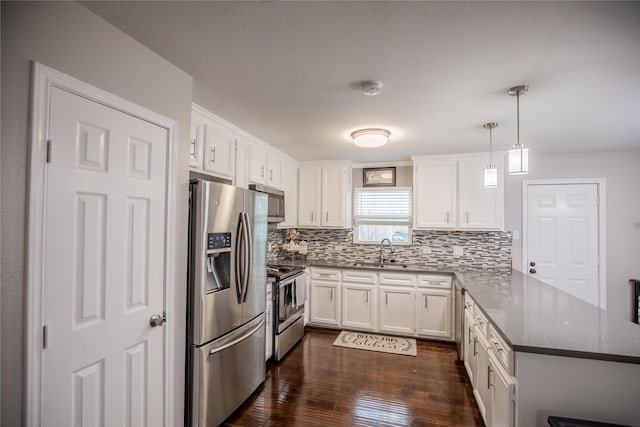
[1,2,193,425]
[504,150,640,320]
[352,165,412,188]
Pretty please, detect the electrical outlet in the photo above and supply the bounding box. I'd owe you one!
[268,242,273,251]
[512,230,520,241]
[335,245,343,251]
[453,245,463,256]
[421,246,432,254]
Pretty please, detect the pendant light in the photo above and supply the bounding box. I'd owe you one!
[482,122,498,188]
[508,85,529,175]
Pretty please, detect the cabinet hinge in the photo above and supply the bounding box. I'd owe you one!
[46,140,52,163]
[43,325,48,349]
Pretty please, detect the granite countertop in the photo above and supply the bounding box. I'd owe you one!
[273,257,640,364]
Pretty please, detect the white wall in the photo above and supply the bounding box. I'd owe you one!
[505,150,640,320]
[0,2,192,426]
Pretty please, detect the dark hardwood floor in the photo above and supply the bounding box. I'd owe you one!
[223,328,484,426]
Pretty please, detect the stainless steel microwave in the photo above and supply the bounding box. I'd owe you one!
[248,184,285,223]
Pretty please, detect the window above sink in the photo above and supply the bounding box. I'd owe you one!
[352,187,412,244]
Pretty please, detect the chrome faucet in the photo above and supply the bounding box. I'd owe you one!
[380,238,394,266]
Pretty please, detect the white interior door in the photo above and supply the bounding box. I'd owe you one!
[526,183,600,306]
[42,86,168,426]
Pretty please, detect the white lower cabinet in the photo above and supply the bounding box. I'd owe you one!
[473,326,492,424]
[489,352,515,427]
[342,284,376,331]
[310,281,341,326]
[416,288,452,338]
[379,286,415,334]
[463,309,477,384]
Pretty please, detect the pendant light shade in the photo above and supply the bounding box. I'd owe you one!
[351,128,391,148]
[482,122,498,188]
[508,85,529,175]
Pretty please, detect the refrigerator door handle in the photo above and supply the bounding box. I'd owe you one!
[235,213,244,304]
[208,316,265,356]
[242,212,253,303]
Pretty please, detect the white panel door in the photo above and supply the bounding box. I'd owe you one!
[298,166,321,227]
[43,87,167,427]
[379,287,415,334]
[310,282,340,326]
[277,161,298,228]
[416,289,452,338]
[526,184,599,306]
[266,154,281,189]
[248,142,268,184]
[342,284,375,330]
[321,166,346,227]
[189,113,204,169]
[413,160,456,229]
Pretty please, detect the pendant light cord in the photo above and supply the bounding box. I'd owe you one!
[516,90,520,146]
[489,125,493,166]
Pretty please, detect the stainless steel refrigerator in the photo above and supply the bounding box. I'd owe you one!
[186,179,267,427]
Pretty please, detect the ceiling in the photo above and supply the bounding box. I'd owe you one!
[83,1,640,163]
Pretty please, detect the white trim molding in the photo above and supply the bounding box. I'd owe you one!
[522,178,607,310]
[26,62,178,426]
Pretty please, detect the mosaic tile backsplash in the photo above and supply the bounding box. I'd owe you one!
[267,228,512,269]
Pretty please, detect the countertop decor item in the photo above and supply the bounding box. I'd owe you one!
[363,166,396,187]
[333,331,417,356]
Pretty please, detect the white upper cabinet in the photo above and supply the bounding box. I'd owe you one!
[203,119,234,178]
[458,156,504,229]
[248,143,282,189]
[234,135,250,189]
[298,165,322,227]
[298,161,351,228]
[190,104,234,179]
[412,154,504,231]
[277,160,298,228]
[248,143,268,184]
[413,159,457,229]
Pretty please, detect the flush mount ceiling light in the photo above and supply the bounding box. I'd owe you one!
[508,85,530,175]
[482,122,499,188]
[360,80,383,96]
[351,128,391,148]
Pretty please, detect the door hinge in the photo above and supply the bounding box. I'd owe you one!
[46,140,52,163]
[43,325,48,349]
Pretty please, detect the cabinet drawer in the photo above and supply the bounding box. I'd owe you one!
[379,273,417,287]
[311,268,341,281]
[342,270,377,284]
[417,274,452,289]
[489,324,514,375]
[464,293,475,311]
[473,305,489,338]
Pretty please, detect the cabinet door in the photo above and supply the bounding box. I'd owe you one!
[463,310,477,384]
[189,116,204,169]
[473,328,492,425]
[248,143,267,184]
[342,284,376,331]
[379,287,415,334]
[265,284,273,361]
[458,157,504,230]
[234,135,250,189]
[416,289,452,338]
[203,120,234,178]
[489,354,515,427]
[298,166,321,227]
[277,161,298,228]
[413,160,456,229]
[321,166,347,227]
[310,282,340,326]
[267,154,281,189]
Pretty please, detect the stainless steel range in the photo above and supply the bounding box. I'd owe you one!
[267,265,307,361]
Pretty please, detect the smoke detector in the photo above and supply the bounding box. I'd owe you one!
[360,80,383,96]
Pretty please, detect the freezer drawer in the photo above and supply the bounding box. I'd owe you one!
[191,314,266,427]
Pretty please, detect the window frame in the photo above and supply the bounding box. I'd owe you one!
[352,186,413,245]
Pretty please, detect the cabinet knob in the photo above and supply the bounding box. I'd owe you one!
[529,268,536,274]
[529,261,536,267]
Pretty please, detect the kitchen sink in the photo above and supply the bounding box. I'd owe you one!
[350,262,409,269]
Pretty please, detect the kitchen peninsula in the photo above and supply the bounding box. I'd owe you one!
[275,257,640,426]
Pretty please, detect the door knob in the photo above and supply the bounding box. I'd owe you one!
[529,261,536,267]
[149,313,166,327]
[529,268,536,274]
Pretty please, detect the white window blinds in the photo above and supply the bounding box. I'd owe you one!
[353,187,412,225]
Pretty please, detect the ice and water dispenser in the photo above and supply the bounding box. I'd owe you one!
[205,232,231,292]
